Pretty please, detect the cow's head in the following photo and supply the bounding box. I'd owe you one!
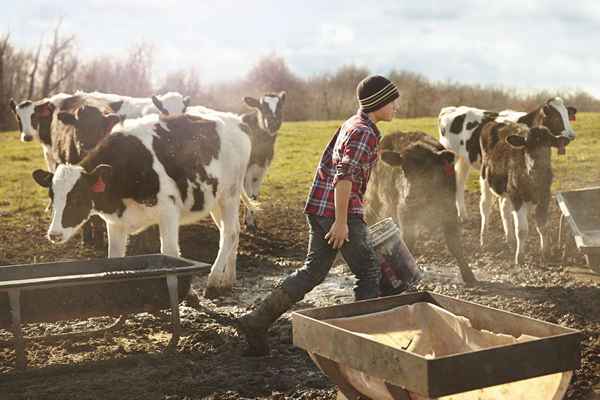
[9,98,55,142]
[541,97,576,141]
[243,91,286,134]
[32,164,112,244]
[506,125,568,164]
[57,105,121,153]
[381,144,457,197]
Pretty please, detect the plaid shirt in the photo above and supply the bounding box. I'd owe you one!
[304,110,381,218]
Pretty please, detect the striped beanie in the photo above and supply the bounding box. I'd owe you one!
[357,75,400,113]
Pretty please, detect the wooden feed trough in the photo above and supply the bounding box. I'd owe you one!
[293,291,581,399]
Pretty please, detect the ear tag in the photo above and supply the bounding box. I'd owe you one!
[442,159,455,177]
[91,176,106,193]
[38,107,51,117]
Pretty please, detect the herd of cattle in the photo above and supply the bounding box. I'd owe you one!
[7,89,577,295]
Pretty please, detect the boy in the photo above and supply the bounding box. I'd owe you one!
[237,75,400,356]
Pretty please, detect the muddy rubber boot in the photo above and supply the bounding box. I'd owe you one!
[236,287,295,357]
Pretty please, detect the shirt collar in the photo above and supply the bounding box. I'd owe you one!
[357,109,381,138]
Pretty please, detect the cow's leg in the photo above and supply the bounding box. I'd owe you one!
[455,156,470,221]
[244,198,257,233]
[158,205,181,257]
[107,223,128,258]
[205,195,241,299]
[535,202,551,263]
[500,197,516,249]
[479,176,494,248]
[442,220,477,285]
[513,204,529,265]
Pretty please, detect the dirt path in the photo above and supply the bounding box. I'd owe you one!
[0,195,598,399]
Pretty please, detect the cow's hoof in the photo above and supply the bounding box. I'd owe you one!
[459,268,478,287]
[203,286,232,299]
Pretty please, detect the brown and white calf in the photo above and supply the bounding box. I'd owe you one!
[33,110,255,298]
[364,131,476,284]
[479,121,568,265]
[187,91,286,231]
[438,97,577,220]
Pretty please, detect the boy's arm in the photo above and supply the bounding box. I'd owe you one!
[326,128,376,249]
[325,180,352,249]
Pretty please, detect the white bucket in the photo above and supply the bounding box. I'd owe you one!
[368,218,423,295]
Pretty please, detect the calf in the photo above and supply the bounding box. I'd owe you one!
[9,93,71,171]
[364,131,476,285]
[438,97,577,220]
[33,111,255,298]
[78,91,190,118]
[187,91,286,231]
[50,95,123,246]
[479,121,568,265]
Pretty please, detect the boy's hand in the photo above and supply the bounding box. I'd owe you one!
[325,220,349,249]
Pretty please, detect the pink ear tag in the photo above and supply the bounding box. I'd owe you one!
[91,176,106,193]
[442,160,455,177]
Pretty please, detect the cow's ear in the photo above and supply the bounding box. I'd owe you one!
[380,150,403,166]
[32,169,53,188]
[86,164,112,193]
[243,96,260,109]
[103,113,121,134]
[9,98,16,114]
[183,96,191,107]
[108,100,123,113]
[567,106,577,121]
[278,91,286,102]
[58,111,77,126]
[533,108,546,126]
[506,135,526,148]
[34,101,55,117]
[437,150,455,164]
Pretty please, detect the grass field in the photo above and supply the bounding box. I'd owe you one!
[1,113,599,221]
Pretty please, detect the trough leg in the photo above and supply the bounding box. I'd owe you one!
[558,214,565,251]
[166,273,180,351]
[8,289,26,369]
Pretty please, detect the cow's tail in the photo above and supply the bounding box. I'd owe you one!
[241,190,261,213]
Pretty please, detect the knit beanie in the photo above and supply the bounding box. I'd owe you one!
[356,75,400,113]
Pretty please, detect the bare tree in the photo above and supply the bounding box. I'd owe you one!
[28,40,42,99]
[41,20,78,97]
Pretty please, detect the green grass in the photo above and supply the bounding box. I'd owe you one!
[263,113,600,206]
[1,113,599,218]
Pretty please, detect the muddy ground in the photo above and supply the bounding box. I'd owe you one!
[0,193,598,400]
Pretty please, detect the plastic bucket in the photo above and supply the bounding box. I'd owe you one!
[368,218,423,295]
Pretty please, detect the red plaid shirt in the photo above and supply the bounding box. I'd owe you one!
[304,110,381,219]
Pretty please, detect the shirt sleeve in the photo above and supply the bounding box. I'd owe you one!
[332,128,376,187]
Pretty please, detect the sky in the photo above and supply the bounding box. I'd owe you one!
[3,0,600,97]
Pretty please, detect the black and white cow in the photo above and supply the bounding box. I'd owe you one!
[438,97,577,220]
[187,91,286,231]
[78,91,191,118]
[9,93,71,171]
[33,109,255,298]
[479,121,568,265]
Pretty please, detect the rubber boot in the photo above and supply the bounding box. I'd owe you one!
[236,287,295,357]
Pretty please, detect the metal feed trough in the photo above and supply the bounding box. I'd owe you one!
[293,291,581,399]
[0,254,210,369]
[556,186,600,272]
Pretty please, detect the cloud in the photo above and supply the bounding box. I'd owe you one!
[1,0,599,97]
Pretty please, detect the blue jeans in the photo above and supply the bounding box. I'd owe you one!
[280,214,381,302]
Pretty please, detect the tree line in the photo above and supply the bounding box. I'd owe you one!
[1,22,599,131]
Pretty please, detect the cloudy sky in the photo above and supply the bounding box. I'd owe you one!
[3,0,600,97]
